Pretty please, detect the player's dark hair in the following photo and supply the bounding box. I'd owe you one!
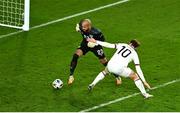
[130,39,140,48]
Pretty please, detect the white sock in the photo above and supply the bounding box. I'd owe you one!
[134,79,146,94]
[91,72,105,86]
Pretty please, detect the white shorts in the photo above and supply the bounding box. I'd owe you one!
[107,65,132,78]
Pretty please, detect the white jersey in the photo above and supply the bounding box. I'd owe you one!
[96,40,145,79]
[108,43,140,68]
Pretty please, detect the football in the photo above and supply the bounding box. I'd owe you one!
[87,42,96,48]
[52,79,63,89]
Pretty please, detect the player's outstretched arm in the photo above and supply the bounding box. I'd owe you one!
[87,38,115,49]
[135,65,151,89]
[133,53,152,89]
[135,65,146,82]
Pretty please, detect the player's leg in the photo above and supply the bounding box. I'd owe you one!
[88,67,109,91]
[99,57,123,85]
[69,49,83,75]
[68,43,90,85]
[99,57,108,66]
[130,72,153,98]
[68,49,83,84]
[122,68,153,98]
[91,46,121,85]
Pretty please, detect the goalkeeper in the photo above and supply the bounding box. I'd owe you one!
[68,19,121,85]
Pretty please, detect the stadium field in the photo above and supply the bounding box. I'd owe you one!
[0,0,180,112]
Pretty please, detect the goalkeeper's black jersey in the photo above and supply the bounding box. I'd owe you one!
[80,27,105,43]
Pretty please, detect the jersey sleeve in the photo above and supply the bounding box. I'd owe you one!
[96,41,116,48]
[114,43,124,49]
[133,52,140,65]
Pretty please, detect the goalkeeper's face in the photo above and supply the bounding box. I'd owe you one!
[82,21,91,32]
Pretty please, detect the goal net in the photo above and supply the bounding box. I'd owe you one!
[0,0,30,31]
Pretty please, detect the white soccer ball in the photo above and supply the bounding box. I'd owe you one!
[87,42,96,48]
[52,79,63,89]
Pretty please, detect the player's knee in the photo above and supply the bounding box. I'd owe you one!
[73,54,79,59]
[129,72,139,81]
[75,49,83,57]
[99,58,108,65]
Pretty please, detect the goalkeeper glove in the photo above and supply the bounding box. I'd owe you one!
[75,23,81,32]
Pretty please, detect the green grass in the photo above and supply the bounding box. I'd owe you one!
[0,0,180,111]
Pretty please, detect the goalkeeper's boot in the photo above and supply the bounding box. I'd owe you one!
[116,76,122,86]
[143,93,153,99]
[68,75,74,85]
[88,84,94,91]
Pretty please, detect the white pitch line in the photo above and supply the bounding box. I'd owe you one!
[79,78,180,112]
[0,30,24,39]
[0,0,130,39]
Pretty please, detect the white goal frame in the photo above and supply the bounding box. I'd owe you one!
[0,0,30,31]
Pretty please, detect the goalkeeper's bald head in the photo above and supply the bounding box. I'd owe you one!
[79,19,92,32]
[80,18,92,25]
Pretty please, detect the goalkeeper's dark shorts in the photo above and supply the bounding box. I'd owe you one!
[77,42,106,59]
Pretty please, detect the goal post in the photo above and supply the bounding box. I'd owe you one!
[0,0,30,31]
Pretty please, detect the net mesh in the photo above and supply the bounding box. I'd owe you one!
[0,0,24,27]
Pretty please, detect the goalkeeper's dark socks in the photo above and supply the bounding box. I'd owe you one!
[70,54,79,75]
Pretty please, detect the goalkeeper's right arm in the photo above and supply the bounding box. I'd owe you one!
[75,23,81,32]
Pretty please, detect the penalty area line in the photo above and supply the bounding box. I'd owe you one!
[0,0,130,39]
[79,78,180,112]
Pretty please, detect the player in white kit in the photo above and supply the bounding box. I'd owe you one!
[87,38,153,99]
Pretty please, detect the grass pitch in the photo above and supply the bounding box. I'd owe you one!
[0,0,180,111]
